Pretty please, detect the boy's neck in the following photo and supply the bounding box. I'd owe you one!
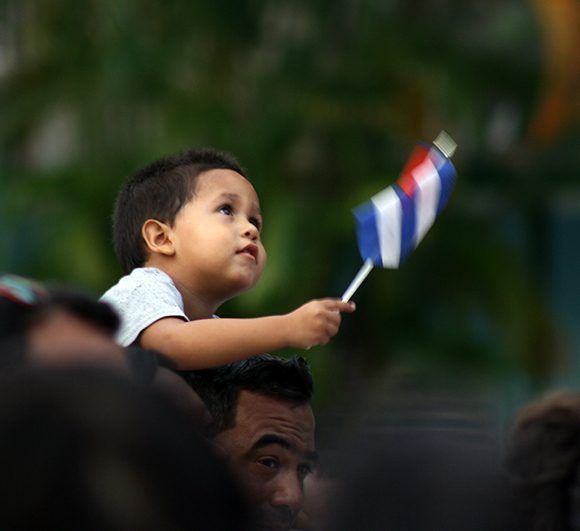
[143,261,221,320]
[172,276,220,320]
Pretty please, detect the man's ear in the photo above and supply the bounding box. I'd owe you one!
[142,219,175,257]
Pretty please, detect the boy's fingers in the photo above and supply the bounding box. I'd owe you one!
[327,321,339,336]
[325,299,355,313]
[344,301,356,312]
[324,315,340,332]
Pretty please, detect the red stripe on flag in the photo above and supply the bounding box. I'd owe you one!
[396,145,430,197]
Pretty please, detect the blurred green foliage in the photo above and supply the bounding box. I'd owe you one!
[1,0,579,408]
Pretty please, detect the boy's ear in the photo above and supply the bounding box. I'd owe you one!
[142,219,175,257]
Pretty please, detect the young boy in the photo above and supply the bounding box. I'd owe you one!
[101,148,355,370]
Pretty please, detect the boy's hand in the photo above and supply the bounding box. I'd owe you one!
[285,298,355,349]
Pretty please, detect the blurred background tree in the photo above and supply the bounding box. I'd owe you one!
[1,0,579,434]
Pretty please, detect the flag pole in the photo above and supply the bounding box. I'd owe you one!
[341,259,374,302]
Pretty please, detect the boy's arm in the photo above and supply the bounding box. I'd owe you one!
[139,298,355,370]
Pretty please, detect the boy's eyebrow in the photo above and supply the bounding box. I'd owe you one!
[215,192,241,203]
[215,192,261,215]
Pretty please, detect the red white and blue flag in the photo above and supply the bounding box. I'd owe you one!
[341,131,457,302]
[353,132,457,269]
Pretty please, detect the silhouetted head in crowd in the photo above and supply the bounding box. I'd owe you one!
[0,366,248,531]
[507,391,580,531]
[0,274,123,370]
[327,430,515,531]
[26,287,125,367]
[0,274,210,427]
[0,274,47,369]
[185,355,316,531]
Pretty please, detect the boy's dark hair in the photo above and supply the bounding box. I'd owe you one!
[113,148,247,274]
[183,355,313,435]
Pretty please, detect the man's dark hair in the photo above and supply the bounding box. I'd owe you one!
[183,355,313,435]
[113,148,247,274]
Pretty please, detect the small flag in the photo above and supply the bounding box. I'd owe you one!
[353,131,457,269]
[341,131,457,302]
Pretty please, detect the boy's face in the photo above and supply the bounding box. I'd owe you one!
[170,169,266,301]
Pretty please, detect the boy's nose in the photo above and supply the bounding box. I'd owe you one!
[242,222,259,240]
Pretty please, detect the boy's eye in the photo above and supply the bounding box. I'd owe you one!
[219,204,233,216]
[250,217,262,231]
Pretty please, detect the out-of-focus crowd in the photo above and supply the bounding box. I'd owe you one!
[1,272,579,530]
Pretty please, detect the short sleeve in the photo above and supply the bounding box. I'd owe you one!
[101,268,188,347]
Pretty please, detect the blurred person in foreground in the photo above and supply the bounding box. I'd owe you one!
[0,273,126,370]
[325,429,516,531]
[506,391,580,530]
[184,354,317,531]
[0,274,208,425]
[0,366,248,530]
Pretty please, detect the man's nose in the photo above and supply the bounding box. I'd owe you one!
[271,473,304,514]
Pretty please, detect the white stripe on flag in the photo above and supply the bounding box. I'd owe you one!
[371,187,402,268]
[413,157,441,245]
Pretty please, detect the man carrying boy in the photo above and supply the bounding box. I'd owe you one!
[101,148,355,369]
[184,354,317,531]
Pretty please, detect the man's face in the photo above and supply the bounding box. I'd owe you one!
[214,390,316,531]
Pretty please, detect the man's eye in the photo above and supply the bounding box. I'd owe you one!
[258,458,278,469]
[219,204,233,216]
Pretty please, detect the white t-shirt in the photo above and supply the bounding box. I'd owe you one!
[101,267,188,347]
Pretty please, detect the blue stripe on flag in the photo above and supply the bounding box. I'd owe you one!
[436,158,456,214]
[393,185,416,266]
[353,201,382,266]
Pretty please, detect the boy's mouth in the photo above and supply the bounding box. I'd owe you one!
[237,244,258,261]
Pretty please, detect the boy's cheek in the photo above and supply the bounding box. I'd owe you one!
[255,246,267,271]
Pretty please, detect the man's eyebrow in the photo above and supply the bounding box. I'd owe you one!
[250,435,318,462]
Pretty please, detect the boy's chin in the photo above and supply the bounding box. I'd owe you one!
[224,274,261,297]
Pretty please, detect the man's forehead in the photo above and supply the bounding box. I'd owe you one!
[233,390,315,450]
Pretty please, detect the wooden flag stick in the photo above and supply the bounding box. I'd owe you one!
[341,259,374,302]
